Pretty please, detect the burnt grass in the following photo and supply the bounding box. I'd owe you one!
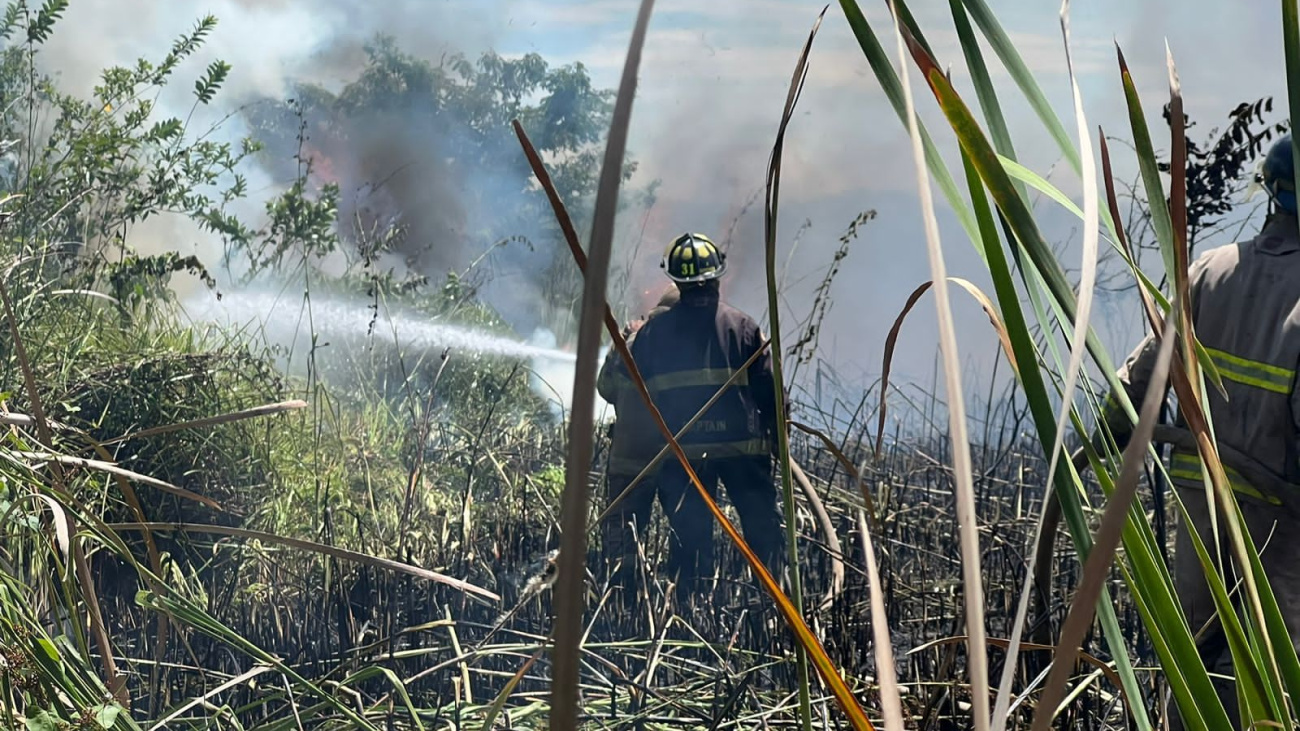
[90,385,1173,730]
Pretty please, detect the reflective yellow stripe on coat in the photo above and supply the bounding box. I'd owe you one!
[1169,452,1283,506]
[1204,347,1295,394]
[644,367,748,393]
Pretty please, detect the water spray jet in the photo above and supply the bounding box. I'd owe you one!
[184,289,611,420]
[186,290,577,363]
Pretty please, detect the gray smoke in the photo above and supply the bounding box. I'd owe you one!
[29,0,1187,400]
[32,1,550,319]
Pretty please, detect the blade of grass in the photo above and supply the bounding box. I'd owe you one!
[150,664,272,731]
[788,456,845,612]
[837,0,981,246]
[865,0,1129,404]
[1236,493,1300,723]
[958,0,1080,175]
[910,635,1127,697]
[1100,133,1163,329]
[994,151,1192,345]
[853,2,1107,511]
[336,666,427,731]
[0,277,55,451]
[1072,307,1245,727]
[1227,14,1300,693]
[1165,481,1281,727]
[8,493,73,573]
[930,0,1124,420]
[1186,39,1292,719]
[889,6,989,728]
[99,399,308,445]
[856,508,906,731]
[1019,127,1170,643]
[17,452,223,510]
[993,141,1224,398]
[82,434,172,712]
[1117,46,1178,303]
[931,0,1118,444]
[946,0,1020,187]
[875,277,1017,460]
[1166,43,1190,303]
[106,522,500,601]
[1287,0,1300,243]
[479,649,542,731]
[1035,3,1102,702]
[766,13,829,727]
[1155,42,1286,724]
[957,139,1100,731]
[1032,297,1178,731]
[138,590,383,731]
[0,274,124,700]
[549,0,655,725]
[789,420,880,533]
[998,4,1102,717]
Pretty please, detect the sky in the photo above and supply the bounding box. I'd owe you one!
[31,0,1292,411]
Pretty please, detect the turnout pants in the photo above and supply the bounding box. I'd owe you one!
[1168,485,1300,730]
[600,469,658,608]
[656,454,784,602]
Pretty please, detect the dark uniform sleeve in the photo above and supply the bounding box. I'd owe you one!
[596,345,624,404]
[1100,332,1159,448]
[597,319,641,404]
[1099,251,1213,449]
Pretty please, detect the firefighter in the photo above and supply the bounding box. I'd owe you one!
[624,232,784,603]
[1100,134,1300,730]
[596,284,680,606]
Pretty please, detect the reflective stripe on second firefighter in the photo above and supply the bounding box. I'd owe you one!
[1169,451,1284,506]
[604,367,748,404]
[644,367,748,393]
[1204,346,1295,394]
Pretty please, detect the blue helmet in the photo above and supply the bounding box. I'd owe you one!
[1262,133,1297,214]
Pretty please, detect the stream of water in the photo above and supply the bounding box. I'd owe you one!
[184,290,577,363]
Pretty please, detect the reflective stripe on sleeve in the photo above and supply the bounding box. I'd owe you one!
[1169,451,1284,506]
[1203,347,1295,394]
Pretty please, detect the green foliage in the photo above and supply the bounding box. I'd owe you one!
[27,0,67,44]
[104,251,216,310]
[0,6,257,314]
[193,59,230,105]
[0,6,588,730]
[244,176,342,274]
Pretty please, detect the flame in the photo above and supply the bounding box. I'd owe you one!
[300,141,341,190]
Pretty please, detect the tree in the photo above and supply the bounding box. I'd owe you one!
[239,36,640,339]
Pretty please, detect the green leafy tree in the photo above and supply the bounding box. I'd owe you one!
[0,8,258,303]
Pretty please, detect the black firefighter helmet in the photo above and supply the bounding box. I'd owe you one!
[660,232,726,284]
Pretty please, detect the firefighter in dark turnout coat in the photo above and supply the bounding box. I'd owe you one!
[626,232,784,600]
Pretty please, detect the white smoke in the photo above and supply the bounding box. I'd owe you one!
[526,327,613,425]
